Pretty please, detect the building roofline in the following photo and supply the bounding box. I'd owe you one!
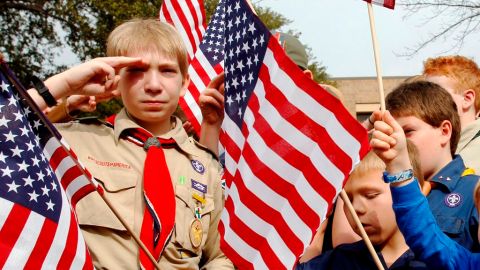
[332,75,413,80]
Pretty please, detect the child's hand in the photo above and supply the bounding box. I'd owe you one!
[47,57,143,97]
[370,110,411,173]
[199,73,225,128]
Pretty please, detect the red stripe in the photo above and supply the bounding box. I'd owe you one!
[247,92,338,204]
[70,185,96,207]
[241,144,320,227]
[170,0,198,55]
[266,41,370,152]
[82,245,94,270]
[230,167,303,255]
[258,64,353,174]
[57,212,79,269]
[178,98,201,134]
[223,194,285,269]
[185,0,205,49]
[218,221,254,270]
[23,216,57,269]
[60,166,83,191]
[49,146,68,171]
[190,56,213,86]
[0,203,31,267]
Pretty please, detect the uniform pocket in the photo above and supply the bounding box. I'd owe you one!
[76,169,139,231]
[435,215,464,236]
[174,184,215,253]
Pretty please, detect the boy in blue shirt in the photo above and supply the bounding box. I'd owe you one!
[371,80,480,269]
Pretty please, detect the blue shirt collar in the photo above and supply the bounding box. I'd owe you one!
[430,155,465,192]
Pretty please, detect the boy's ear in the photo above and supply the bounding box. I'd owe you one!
[180,74,190,97]
[462,89,476,112]
[439,119,453,146]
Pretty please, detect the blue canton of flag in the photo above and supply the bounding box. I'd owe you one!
[0,74,61,222]
[0,63,94,269]
[199,2,226,66]
[216,0,370,269]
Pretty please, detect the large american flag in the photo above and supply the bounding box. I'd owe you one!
[209,0,370,269]
[362,0,395,9]
[0,62,96,269]
[160,0,221,134]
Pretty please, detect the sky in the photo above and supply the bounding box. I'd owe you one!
[259,0,480,78]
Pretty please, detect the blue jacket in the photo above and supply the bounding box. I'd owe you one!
[296,240,429,270]
[392,180,480,270]
[426,155,479,251]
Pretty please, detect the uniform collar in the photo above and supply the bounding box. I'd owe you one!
[430,155,466,192]
[113,108,189,146]
[457,118,480,153]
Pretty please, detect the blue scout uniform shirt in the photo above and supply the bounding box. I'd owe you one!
[427,155,479,251]
[296,241,431,270]
[392,179,480,270]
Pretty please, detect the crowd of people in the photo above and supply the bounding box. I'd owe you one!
[23,18,480,270]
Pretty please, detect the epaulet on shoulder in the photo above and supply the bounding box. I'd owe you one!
[74,116,106,125]
[191,138,219,161]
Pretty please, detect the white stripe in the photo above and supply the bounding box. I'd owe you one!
[183,88,203,124]
[163,0,195,57]
[178,0,201,49]
[41,188,72,269]
[193,0,206,40]
[232,159,301,266]
[224,110,329,218]
[64,175,90,203]
[194,50,219,79]
[220,206,269,270]
[188,64,207,94]
[43,138,61,160]
[255,79,345,191]
[3,211,45,269]
[263,48,362,167]
[69,227,87,270]
[0,198,14,228]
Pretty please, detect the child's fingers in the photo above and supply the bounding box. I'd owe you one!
[372,129,397,147]
[370,138,393,151]
[382,110,404,134]
[207,72,225,92]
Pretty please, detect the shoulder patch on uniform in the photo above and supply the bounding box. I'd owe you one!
[192,139,219,161]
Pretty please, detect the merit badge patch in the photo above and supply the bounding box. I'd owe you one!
[445,193,462,208]
[191,159,205,174]
[191,179,207,194]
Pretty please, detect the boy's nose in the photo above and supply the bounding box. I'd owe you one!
[144,71,163,93]
[352,198,367,215]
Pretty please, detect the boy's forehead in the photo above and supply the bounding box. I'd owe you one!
[344,170,385,192]
[125,50,178,65]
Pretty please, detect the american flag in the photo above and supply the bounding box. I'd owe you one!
[212,0,370,269]
[0,62,96,269]
[160,0,222,134]
[362,0,395,9]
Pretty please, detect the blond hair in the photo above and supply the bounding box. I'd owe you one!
[106,18,189,79]
[349,151,386,180]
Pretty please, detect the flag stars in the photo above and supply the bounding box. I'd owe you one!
[32,156,41,167]
[0,81,9,92]
[11,146,24,158]
[259,35,265,46]
[2,165,14,177]
[28,190,40,202]
[17,160,28,172]
[41,185,50,197]
[20,126,29,137]
[248,22,256,34]
[235,92,241,103]
[235,31,240,42]
[5,131,16,142]
[26,141,35,152]
[235,16,241,27]
[0,115,9,128]
[13,111,23,122]
[238,107,242,117]
[241,75,246,86]
[8,96,17,106]
[234,1,240,11]
[37,170,45,181]
[33,120,41,130]
[226,95,234,106]
[46,200,55,211]
[242,42,250,53]
[248,73,254,84]
[0,151,6,163]
[232,77,239,89]
[254,54,259,65]
[23,175,34,187]
[237,60,245,72]
[51,181,58,191]
[7,180,20,193]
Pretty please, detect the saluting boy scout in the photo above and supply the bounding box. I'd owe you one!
[55,19,233,269]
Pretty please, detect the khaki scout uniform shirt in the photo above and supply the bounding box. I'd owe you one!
[456,118,480,174]
[56,109,233,269]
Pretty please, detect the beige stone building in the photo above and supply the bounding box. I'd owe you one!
[331,76,411,121]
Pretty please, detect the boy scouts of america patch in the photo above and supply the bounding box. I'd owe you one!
[445,193,462,207]
[191,159,205,174]
[191,179,207,193]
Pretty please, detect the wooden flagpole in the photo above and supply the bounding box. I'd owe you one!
[0,61,162,270]
[367,2,386,111]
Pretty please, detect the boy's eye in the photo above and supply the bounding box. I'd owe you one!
[365,192,380,199]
